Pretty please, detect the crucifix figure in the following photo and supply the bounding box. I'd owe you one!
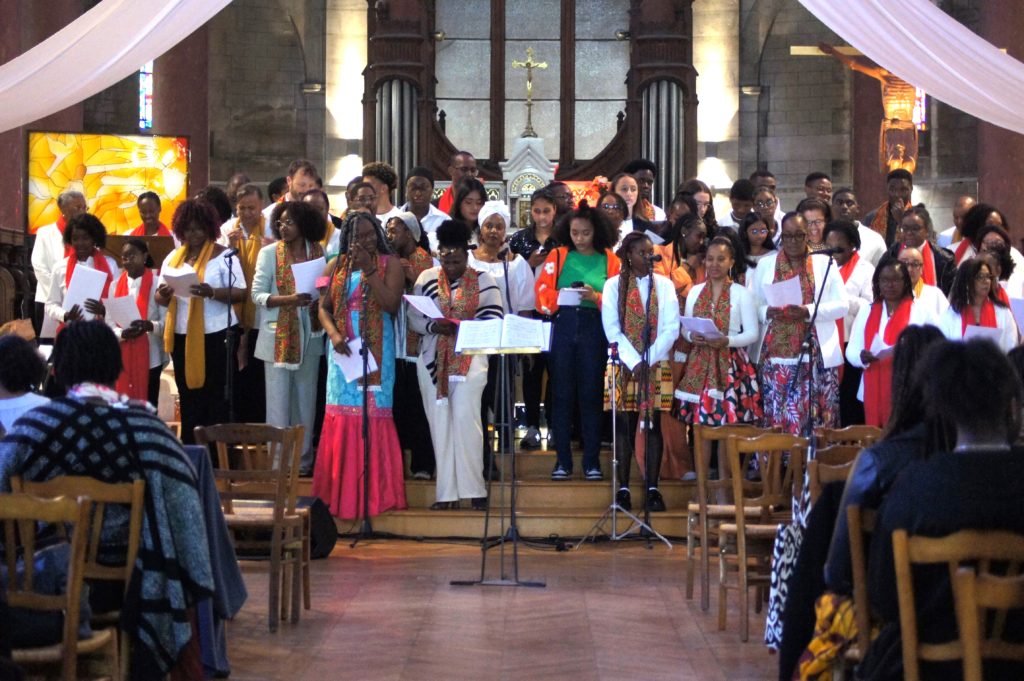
[511,47,548,138]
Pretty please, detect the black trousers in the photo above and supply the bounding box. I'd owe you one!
[393,358,436,475]
[839,359,865,426]
[234,328,265,423]
[521,352,551,429]
[481,356,515,471]
[148,365,163,409]
[615,411,663,489]
[172,330,232,444]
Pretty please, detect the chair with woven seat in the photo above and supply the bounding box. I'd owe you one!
[11,476,145,680]
[816,425,882,449]
[954,564,1024,681]
[686,423,772,612]
[194,423,305,632]
[4,493,120,681]
[718,432,808,641]
[893,528,1024,681]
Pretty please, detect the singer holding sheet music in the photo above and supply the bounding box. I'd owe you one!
[109,238,166,406]
[44,214,120,331]
[252,201,326,474]
[936,255,1018,353]
[313,212,407,519]
[601,232,680,512]
[534,202,620,481]
[154,199,247,444]
[748,213,848,434]
[409,220,504,510]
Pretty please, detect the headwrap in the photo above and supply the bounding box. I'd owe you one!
[478,200,511,231]
[391,211,422,243]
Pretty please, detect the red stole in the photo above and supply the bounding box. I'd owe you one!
[996,285,1011,307]
[836,252,861,347]
[862,297,912,427]
[113,270,154,401]
[954,239,973,266]
[129,223,172,237]
[437,185,455,214]
[961,298,998,335]
[64,251,113,297]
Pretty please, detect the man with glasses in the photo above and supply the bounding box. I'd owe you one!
[435,151,478,214]
[400,166,448,252]
[831,188,887,266]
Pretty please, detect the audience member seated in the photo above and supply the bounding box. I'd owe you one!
[0,320,214,679]
[0,336,49,435]
[861,338,1024,680]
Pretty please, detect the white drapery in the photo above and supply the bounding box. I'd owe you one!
[796,0,1024,135]
[0,0,231,134]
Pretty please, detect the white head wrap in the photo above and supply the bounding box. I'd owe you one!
[478,200,511,231]
[391,211,422,242]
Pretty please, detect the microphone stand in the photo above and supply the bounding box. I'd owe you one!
[223,248,237,422]
[350,233,378,547]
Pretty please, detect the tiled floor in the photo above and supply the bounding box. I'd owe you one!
[225,539,777,680]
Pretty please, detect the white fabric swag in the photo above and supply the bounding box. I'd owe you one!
[796,0,1024,136]
[0,0,232,134]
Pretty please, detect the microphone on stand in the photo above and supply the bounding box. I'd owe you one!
[813,247,843,256]
[222,247,239,258]
[643,253,663,262]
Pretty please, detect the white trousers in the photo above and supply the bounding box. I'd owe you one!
[264,350,321,469]
[416,354,487,502]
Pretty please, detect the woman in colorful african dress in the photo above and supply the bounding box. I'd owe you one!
[749,212,848,434]
[676,236,762,464]
[313,211,407,519]
[601,232,681,513]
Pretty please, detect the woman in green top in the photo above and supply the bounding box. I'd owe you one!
[534,202,620,480]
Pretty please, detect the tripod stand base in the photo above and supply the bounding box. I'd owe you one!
[450,578,546,588]
[574,504,673,549]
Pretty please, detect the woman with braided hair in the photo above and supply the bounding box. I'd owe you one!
[312,211,407,519]
[601,231,680,513]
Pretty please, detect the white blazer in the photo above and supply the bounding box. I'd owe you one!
[841,258,875,335]
[749,251,849,368]
[845,299,940,401]
[856,223,888,267]
[30,222,67,338]
[938,304,1019,353]
[601,273,680,370]
[682,282,759,350]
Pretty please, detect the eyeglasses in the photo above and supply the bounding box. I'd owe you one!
[600,203,623,211]
[748,228,769,236]
[754,200,775,209]
[781,233,807,242]
[975,274,995,282]
[805,219,826,228]
[899,261,924,269]
[277,218,296,228]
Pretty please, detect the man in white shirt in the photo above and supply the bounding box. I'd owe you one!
[261,159,320,236]
[400,166,448,253]
[363,161,404,224]
[30,190,87,341]
[831,188,887,266]
[937,195,976,248]
[622,159,667,221]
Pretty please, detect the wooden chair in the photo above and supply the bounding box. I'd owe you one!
[11,476,145,680]
[846,504,878,664]
[718,432,808,641]
[814,443,862,467]
[686,423,770,611]
[893,528,1024,681]
[194,423,305,632]
[954,566,1024,681]
[4,493,120,681]
[816,425,882,449]
[807,458,855,505]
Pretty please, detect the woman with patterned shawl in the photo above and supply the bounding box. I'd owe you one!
[313,211,407,519]
[408,220,504,510]
[0,321,215,680]
[601,232,681,514]
[252,201,327,475]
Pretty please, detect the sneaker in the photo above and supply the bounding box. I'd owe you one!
[584,467,604,481]
[520,426,542,450]
[646,488,666,513]
[681,471,697,482]
[616,488,632,511]
[551,463,571,481]
[412,470,431,480]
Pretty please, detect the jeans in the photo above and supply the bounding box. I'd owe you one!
[549,306,607,472]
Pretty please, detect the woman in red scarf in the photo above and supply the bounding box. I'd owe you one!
[129,192,176,242]
[44,214,119,329]
[976,223,1022,301]
[845,255,937,427]
[938,256,1019,353]
[110,238,166,406]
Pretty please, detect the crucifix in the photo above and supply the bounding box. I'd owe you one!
[511,47,548,138]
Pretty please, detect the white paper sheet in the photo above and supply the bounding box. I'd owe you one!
[63,265,108,320]
[963,325,1003,344]
[1009,297,1024,335]
[291,257,326,298]
[644,229,665,246]
[680,316,725,340]
[162,265,200,299]
[556,287,586,307]
[403,294,446,319]
[869,334,894,360]
[763,276,804,308]
[541,322,552,352]
[499,315,544,349]
[103,295,141,329]
[454,319,503,353]
[331,337,379,383]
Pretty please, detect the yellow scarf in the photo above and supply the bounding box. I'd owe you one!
[231,217,263,329]
[913,277,924,298]
[164,240,216,389]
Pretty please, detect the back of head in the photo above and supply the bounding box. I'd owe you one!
[729,179,755,201]
[883,325,946,438]
[52,320,123,392]
[436,219,474,249]
[195,185,232,223]
[555,200,617,252]
[0,336,46,394]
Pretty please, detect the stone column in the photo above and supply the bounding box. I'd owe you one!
[976,1,1024,245]
[850,72,886,213]
[154,25,209,191]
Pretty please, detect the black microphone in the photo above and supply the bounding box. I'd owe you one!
[222,247,238,258]
[815,247,843,256]
[644,253,663,262]
[497,246,510,259]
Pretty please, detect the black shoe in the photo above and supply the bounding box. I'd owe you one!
[430,501,457,511]
[483,466,501,481]
[616,488,632,511]
[646,488,666,513]
[471,497,488,511]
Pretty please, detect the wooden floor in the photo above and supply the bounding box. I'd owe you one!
[226,538,777,680]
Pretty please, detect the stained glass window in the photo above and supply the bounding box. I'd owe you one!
[138,61,154,130]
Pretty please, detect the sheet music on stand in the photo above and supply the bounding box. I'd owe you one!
[455,315,545,355]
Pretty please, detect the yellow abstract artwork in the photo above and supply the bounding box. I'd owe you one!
[26,132,190,234]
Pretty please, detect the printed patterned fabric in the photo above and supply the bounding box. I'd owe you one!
[676,283,733,399]
[760,358,840,435]
[604,360,674,413]
[677,348,762,426]
[763,251,815,360]
[274,240,324,368]
[794,593,858,680]
[403,247,434,356]
[326,253,388,388]
[434,266,480,401]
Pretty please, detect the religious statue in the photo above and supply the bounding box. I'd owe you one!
[819,42,919,175]
[511,47,548,138]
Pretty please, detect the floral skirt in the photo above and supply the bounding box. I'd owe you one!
[675,348,763,426]
[603,360,674,413]
[759,360,840,435]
